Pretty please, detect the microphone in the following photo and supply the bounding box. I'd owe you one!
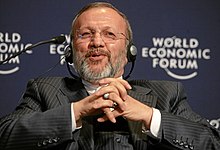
[0,35,66,65]
[50,35,66,44]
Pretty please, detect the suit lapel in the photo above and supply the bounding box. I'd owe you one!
[57,79,94,149]
[56,78,88,104]
[78,116,94,150]
[127,84,158,148]
[128,84,158,107]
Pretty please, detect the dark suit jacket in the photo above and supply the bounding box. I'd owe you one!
[0,77,219,150]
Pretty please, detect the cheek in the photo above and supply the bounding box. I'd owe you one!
[108,43,127,59]
[73,43,89,58]
[73,41,89,52]
[110,50,127,68]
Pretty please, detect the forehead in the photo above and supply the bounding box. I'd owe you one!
[74,7,126,30]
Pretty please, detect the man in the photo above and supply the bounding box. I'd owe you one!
[0,2,219,150]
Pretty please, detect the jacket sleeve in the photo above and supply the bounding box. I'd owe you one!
[0,79,79,150]
[155,82,220,150]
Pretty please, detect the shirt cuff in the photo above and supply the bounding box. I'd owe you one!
[150,108,161,137]
[71,103,82,131]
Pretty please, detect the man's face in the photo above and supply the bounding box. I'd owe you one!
[72,7,128,83]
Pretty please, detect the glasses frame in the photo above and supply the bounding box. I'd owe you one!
[74,29,128,44]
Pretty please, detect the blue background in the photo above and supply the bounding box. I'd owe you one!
[0,0,219,125]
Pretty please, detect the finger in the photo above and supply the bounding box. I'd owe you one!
[95,86,119,98]
[92,98,115,110]
[109,82,128,101]
[97,115,108,122]
[100,107,116,123]
[73,96,108,117]
[98,92,126,111]
[107,92,126,111]
[99,78,131,100]
[99,78,132,90]
[97,108,123,122]
[96,83,127,101]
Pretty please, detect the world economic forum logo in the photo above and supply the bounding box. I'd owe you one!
[0,33,70,75]
[142,36,211,80]
[0,32,33,75]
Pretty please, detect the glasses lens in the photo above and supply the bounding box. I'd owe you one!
[76,29,126,43]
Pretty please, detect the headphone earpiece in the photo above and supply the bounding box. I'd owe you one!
[127,42,137,62]
[64,45,73,64]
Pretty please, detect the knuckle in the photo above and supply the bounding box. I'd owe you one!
[94,92,101,97]
[111,93,118,100]
[108,100,114,106]
[92,101,100,109]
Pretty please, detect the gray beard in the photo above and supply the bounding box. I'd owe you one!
[72,47,126,83]
[73,53,123,83]
[79,59,115,83]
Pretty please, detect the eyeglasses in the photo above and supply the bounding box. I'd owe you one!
[75,29,128,44]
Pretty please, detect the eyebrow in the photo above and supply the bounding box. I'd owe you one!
[78,26,116,31]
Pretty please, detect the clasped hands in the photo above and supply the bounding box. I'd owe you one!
[73,78,153,129]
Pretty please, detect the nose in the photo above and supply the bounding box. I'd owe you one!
[89,33,105,48]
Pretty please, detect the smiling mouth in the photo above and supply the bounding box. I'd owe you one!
[91,53,102,57]
[86,51,106,57]
[87,53,107,61]
[85,49,110,61]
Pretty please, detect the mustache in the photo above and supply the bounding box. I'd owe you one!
[85,48,111,58]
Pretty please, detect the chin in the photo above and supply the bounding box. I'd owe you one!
[89,62,108,70]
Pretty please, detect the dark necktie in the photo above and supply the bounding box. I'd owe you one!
[94,116,129,132]
[93,116,134,150]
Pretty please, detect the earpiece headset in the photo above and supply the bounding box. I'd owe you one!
[64,44,74,64]
[64,41,137,79]
[124,42,137,79]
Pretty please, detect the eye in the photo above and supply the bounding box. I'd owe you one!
[80,31,92,38]
[103,31,116,39]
